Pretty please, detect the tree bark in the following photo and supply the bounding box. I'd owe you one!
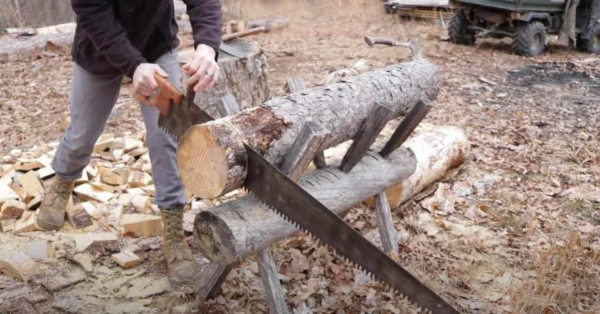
[176,40,271,119]
[193,126,468,264]
[178,58,440,199]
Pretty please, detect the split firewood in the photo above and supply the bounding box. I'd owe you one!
[0,183,20,205]
[66,204,94,229]
[131,195,152,214]
[0,169,15,185]
[11,185,26,201]
[194,127,468,263]
[16,212,40,233]
[141,185,156,197]
[19,171,44,198]
[37,166,55,180]
[85,165,99,179]
[121,214,162,237]
[26,195,42,211]
[111,250,141,269]
[74,184,113,203]
[101,169,128,186]
[74,171,89,185]
[16,159,44,171]
[81,202,100,219]
[94,134,115,153]
[128,171,152,188]
[127,147,148,158]
[178,57,440,198]
[0,200,26,220]
[90,182,115,193]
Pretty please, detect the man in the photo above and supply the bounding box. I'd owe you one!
[37,0,222,288]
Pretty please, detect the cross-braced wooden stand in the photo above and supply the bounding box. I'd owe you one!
[193,69,433,312]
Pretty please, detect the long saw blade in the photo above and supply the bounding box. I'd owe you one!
[243,144,459,314]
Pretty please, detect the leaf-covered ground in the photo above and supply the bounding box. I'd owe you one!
[0,0,598,313]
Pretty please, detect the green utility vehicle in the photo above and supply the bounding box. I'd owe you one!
[448,0,600,55]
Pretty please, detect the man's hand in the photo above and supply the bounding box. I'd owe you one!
[133,63,169,97]
[183,44,219,92]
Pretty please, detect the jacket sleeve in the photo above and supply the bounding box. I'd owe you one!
[71,0,146,78]
[183,0,223,60]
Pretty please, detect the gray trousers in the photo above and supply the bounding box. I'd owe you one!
[51,50,187,209]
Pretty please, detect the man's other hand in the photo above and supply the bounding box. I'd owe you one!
[183,44,219,92]
[133,63,168,97]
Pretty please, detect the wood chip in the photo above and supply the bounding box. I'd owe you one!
[141,185,156,197]
[0,249,39,282]
[0,183,20,204]
[131,195,152,214]
[60,116,71,131]
[74,171,89,185]
[80,202,100,219]
[0,169,15,186]
[1,200,26,220]
[26,195,42,210]
[90,182,115,193]
[101,171,126,186]
[74,232,118,252]
[85,165,98,179]
[37,166,56,180]
[19,171,44,198]
[74,184,113,203]
[66,204,93,229]
[16,211,40,233]
[127,147,148,158]
[16,159,44,171]
[111,250,141,268]
[121,214,162,237]
[128,171,152,188]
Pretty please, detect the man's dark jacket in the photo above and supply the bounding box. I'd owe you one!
[71,0,222,78]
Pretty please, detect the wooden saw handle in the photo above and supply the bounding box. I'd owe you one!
[364,36,396,47]
[134,73,183,116]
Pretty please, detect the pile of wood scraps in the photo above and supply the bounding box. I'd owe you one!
[0,132,179,237]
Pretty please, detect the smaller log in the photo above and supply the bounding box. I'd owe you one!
[258,249,290,314]
[216,95,241,118]
[374,192,398,254]
[280,122,329,182]
[340,102,395,173]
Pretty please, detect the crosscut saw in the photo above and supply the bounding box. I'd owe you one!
[138,75,459,314]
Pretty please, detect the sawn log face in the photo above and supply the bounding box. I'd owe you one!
[178,58,440,199]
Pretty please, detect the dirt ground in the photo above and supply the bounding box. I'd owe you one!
[1,0,599,313]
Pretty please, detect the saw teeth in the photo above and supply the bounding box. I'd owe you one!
[245,188,427,312]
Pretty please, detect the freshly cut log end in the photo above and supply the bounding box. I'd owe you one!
[178,125,236,199]
[179,59,440,199]
[178,107,289,199]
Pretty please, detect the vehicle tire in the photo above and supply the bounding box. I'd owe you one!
[512,21,547,56]
[449,10,476,45]
[576,28,600,54]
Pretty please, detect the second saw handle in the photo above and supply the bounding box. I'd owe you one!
[364,36,396,47]
[134,73,183,116]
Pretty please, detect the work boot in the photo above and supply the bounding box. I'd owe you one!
[37,175,74,231]
[161,209,199,287]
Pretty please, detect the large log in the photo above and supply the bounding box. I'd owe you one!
[178,58,440,198]
[193,126,468,264]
